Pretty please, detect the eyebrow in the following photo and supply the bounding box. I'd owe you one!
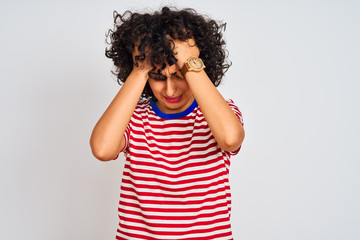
[149,70,183,80]
[149,72,167,81]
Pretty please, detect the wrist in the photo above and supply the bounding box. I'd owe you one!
[180,56,206,77]
[176,57,187,69]
[130,67,150,81]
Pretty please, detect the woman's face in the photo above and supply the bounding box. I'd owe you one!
[148,63,194,114]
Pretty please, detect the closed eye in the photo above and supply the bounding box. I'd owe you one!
[173,70,184,79]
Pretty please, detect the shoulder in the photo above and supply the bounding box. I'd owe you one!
[225,98,237,107]
[225,98,244,126]
[133,99,151,112]
[136,99,151,108]
[131,99,156,120]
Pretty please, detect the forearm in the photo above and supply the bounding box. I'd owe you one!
[184,70,245,151]
[90,69,148,161]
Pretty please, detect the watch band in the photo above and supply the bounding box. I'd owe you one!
[180,57,205,77]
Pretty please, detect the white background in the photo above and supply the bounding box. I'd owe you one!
[1,0,359,239]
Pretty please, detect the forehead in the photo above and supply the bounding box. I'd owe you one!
[152,63,180,75]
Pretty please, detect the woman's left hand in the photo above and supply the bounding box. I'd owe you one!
[172,38,200,68]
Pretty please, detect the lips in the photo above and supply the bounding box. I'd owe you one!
[165,95,183,103]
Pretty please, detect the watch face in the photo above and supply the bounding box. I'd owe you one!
[188,57,203,70]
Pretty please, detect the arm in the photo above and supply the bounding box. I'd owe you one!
[89,69,148,161]
[90,46,151,161]
[175,39,245,152]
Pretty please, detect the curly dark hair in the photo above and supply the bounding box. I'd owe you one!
[105,6,231,100]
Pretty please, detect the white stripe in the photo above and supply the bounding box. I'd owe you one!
[119,194,228,209]
[126,153,223,168]
[126,157,224,175]
[131,128,211,140]
[132,116,208,127]
[121,183,228,202]
[123,164,227,182]
[116,231,143,240]
[129,137,215,148]
[120,188,228,203]
[116,224,232,240]
[122,169,228,190]
[144,118,207,126]
[118,209,230,223]
[129,134,215,150]
[129,146,221,162]
[118,218,230,233]
[126,153,224,168]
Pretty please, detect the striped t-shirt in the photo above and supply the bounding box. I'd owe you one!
[114,99,244,240]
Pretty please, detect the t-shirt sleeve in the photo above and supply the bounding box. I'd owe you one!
[226,99,244,156]
[112,123,131,160]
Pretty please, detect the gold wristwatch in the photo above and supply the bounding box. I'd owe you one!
[180,57,206,77]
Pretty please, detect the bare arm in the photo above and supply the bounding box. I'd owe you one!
[90,43,151,161]
[175,39,245,152]
[89,68,149,161]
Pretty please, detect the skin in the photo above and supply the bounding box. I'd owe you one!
[90,38,245,161]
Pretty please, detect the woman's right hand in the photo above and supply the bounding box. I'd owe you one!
[132,43,152,74]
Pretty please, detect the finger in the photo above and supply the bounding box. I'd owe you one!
[187,38,196,47]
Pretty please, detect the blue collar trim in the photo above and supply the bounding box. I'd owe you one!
[150,99,198,119]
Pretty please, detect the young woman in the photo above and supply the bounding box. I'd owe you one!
[90,6,245,239]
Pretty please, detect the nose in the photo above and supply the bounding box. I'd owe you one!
[165,76,177,97]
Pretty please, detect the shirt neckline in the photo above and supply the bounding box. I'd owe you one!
[150,99,198,119]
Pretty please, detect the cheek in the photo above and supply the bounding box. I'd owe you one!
[180,82,191,94]
[148,81,163,96]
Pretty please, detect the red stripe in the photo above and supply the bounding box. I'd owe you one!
[121,177,228,195]
[131,127,212,138]
[125,161,225,179]
[117,227,233,240]
[127,136,215,152]
[128,148,221,164]
[119,187,228,204]
[118,207,230,221]
[119,197,228,213]
[127,147,218,159]
[123,154,222,172]
[117,221,232,236]
[131,116,210,129]
[118,214,230,228]
[122,167,228,186]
